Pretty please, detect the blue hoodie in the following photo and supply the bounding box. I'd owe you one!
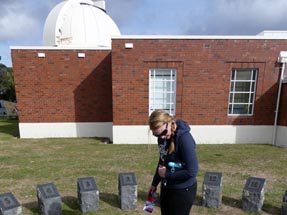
[151,119,198,189]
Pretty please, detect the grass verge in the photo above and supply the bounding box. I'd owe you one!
[0,120,286,214]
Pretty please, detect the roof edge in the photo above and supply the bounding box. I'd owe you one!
[112,34,287,40]
[10,46,112,50]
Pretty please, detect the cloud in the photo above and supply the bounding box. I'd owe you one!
[0,13,39,41]
[107,0,287,35]
[106,0,146,34]
[186,0,287,35]
[0,0,60,42]
[0,0,61,66]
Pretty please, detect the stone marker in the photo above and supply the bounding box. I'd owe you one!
[202,172,223,208]
[282,190,287,215]
[37,182,62,215]
[242,177,266,212]
[0,192,23,215]
[77,177,99,213]
[118,172,137,210]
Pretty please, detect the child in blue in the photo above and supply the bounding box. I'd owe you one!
[148,110,198,215]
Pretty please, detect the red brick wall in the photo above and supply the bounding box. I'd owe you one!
[279,83,287,126]
[11,49,112,122]
[112,39,287,126]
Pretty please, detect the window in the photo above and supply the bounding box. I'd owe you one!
[228,69,257,115]
[149,68,176,115]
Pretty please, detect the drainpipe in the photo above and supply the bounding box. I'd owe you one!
[272,51,287,145]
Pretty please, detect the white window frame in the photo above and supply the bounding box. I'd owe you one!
[228,68,258,116]
[149,68,177,116]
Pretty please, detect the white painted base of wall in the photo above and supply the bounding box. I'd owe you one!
[275,126,287,147]
[191,125,273,144]
[113,125,155,144]
[113,125,274,144]
[19,122,113,140]
[18,123,286,148]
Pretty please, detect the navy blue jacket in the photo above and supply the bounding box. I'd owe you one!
[152,119,198,189]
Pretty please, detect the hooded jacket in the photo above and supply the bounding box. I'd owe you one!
[151,119,198,189]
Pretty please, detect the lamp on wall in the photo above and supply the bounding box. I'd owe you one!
[78,53,86,58]
[277,51,287,63]
[38,53,45,58]
[125,43,133,49]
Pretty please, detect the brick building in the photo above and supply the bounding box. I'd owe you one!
[10,0,287,147]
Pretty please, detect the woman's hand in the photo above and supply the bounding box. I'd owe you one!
[158,165,166,178]
[148,185,157,194]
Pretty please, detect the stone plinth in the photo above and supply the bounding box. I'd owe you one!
[118,172,137,210]
[0,192,23,215]
[37,183,62,215]
[77,177,99,213]
[242,177,266,212]
[202,172,223,208]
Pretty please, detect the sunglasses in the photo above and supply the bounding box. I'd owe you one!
[153,123,168,137]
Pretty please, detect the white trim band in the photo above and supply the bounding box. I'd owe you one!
[19,122,113,140]
[113,125,274,145]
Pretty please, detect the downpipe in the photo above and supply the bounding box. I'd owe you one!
[272,62,285,146]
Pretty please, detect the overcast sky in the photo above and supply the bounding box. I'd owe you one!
[1,0,287,67]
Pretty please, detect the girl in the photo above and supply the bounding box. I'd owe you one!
[148,110,198,215]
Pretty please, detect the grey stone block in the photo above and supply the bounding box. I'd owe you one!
[37,183,62,215]
[77,177,99,213]
[0,192,23,215]
[242,177,266,212]
[202,172,223,208]
[118,172,137,210]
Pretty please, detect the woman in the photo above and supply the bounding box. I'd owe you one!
[148,110,198,215]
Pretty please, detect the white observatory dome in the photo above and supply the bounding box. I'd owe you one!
[43,0,121,48]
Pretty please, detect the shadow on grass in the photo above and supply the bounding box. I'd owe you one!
[21,201,38,214]
[22,196,82,215]
[0,119,19,137]
[100,192,119,208]
[193,195,241,210]
[61,210,82,215]
[222,195,242,209]
[62,196,79,210]
[222,196,281,215]
[262,203,281,215]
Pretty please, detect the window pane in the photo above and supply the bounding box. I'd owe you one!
[230,82,235,91]
[229,93,233,102]
[228,104,232,114]
[235,82,251,92]
[250,93,254,102]
[248,104,253,115]
[251,82,255,91]
[231,70,235,80]
[236,70,252,80]
[252,70,256,80]
[233,104,249,114]
[233,93,250,103]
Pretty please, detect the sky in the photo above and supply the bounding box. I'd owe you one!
[1,0,287,67]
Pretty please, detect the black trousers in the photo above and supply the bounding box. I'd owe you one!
[160,182,197,215]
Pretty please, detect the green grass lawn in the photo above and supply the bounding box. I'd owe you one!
[0,120,286,214]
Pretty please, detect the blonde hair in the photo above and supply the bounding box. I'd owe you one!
[149,110,176,153]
